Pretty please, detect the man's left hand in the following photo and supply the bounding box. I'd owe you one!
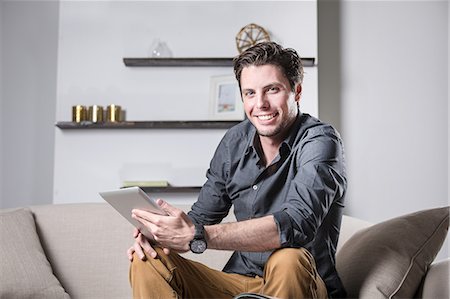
[131,199,194,253]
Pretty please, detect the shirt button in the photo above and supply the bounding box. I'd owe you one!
[252,185,258,190]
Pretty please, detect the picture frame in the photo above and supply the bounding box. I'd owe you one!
[209,75,244,120]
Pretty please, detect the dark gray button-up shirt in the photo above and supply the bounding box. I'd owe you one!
[188,113,347,298]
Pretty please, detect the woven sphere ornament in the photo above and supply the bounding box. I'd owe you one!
[235,23,271,53]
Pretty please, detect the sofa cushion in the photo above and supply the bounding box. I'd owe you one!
[336,206,449,299]
[31,203,135,299]
[0,208,70,299]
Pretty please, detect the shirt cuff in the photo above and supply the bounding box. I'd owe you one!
[273,210,293,247]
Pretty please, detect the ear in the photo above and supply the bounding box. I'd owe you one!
[294,84,302,102]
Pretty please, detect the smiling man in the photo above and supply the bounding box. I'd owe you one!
[128,42,347,299]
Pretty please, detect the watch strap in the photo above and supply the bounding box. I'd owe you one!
[193,223,205,239]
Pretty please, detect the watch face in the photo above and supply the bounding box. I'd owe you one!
[190,239,207,254]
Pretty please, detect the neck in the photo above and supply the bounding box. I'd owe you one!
[259,138,282,167]
[258,125,292,167]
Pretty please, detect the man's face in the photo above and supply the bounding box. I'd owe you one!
[240,64,301,141]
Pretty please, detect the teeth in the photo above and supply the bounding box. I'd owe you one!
[258,114,276,120]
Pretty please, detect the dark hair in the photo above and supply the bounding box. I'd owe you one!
[233,41,304,91]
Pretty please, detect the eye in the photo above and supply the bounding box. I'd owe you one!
[243,90,255,97]
[267,86,280,93]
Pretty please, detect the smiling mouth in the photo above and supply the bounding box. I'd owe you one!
[256,113,278,121]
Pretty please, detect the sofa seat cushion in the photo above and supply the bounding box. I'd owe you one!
[336,206,449,299]
[417,258,450,298]
[0,208,70,299]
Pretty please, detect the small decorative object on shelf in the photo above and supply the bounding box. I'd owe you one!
[72,105,87,123]
[88,105,104,123]
[70,104,124,124]
[235,23,271,53]
[209,75,244,121]
[150,38,173,58]
[106,104,122,122]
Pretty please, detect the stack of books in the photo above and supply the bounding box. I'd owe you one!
[122,180,170,188]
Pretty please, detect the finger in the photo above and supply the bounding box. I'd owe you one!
[156,199,181,217]
[127,246,135,261]
[137,233,157,259]
[133,227,140,238]
[132,213,160,234]
[163,247,171,255]
[132,209,154,223]
[133,240,146,260]
[132,210,165,228]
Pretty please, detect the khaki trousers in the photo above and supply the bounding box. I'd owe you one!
[129,247,328,299]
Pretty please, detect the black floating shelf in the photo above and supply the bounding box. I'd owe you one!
[123,57,233,67]
[123,57,316,67]
[55,121,240,130]
[140,186,202,193]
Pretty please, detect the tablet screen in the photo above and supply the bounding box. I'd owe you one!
[99,186,168,239]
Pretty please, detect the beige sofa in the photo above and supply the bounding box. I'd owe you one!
[1,203,448,299]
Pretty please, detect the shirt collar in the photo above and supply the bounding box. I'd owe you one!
[283,110,304,151]
[244,124,257,156]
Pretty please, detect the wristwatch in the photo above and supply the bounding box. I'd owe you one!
[189,223,207,254]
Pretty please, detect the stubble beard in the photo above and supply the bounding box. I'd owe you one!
[256,116,294,138]
[256,108,298,138]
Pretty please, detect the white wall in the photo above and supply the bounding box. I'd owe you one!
[53,1,318,204]
[319,0,448,260]
[0,1,59,208]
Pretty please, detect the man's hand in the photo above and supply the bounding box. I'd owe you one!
[127,227,171,261]
[131,199,195,253]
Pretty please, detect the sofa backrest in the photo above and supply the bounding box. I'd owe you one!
[337,215,372,252]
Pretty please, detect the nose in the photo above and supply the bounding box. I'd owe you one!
[255,93,268,109]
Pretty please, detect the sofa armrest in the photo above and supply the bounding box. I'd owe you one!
[416,258,449,298]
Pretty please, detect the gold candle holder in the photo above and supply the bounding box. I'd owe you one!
[72,105,87,123]
[88,105,104,123]
[106,104,122,122]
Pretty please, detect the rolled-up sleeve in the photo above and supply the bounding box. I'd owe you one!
[273,210,293,247]
[273,126,347,247]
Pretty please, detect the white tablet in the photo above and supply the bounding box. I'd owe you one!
[99,186,168,239]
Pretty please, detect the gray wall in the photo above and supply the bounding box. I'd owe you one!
[0,1,3,202]
[318,0,448,259]
[0,0,59,208]
[319,0,448,222]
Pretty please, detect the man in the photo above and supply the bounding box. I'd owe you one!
[128,41,347,298]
